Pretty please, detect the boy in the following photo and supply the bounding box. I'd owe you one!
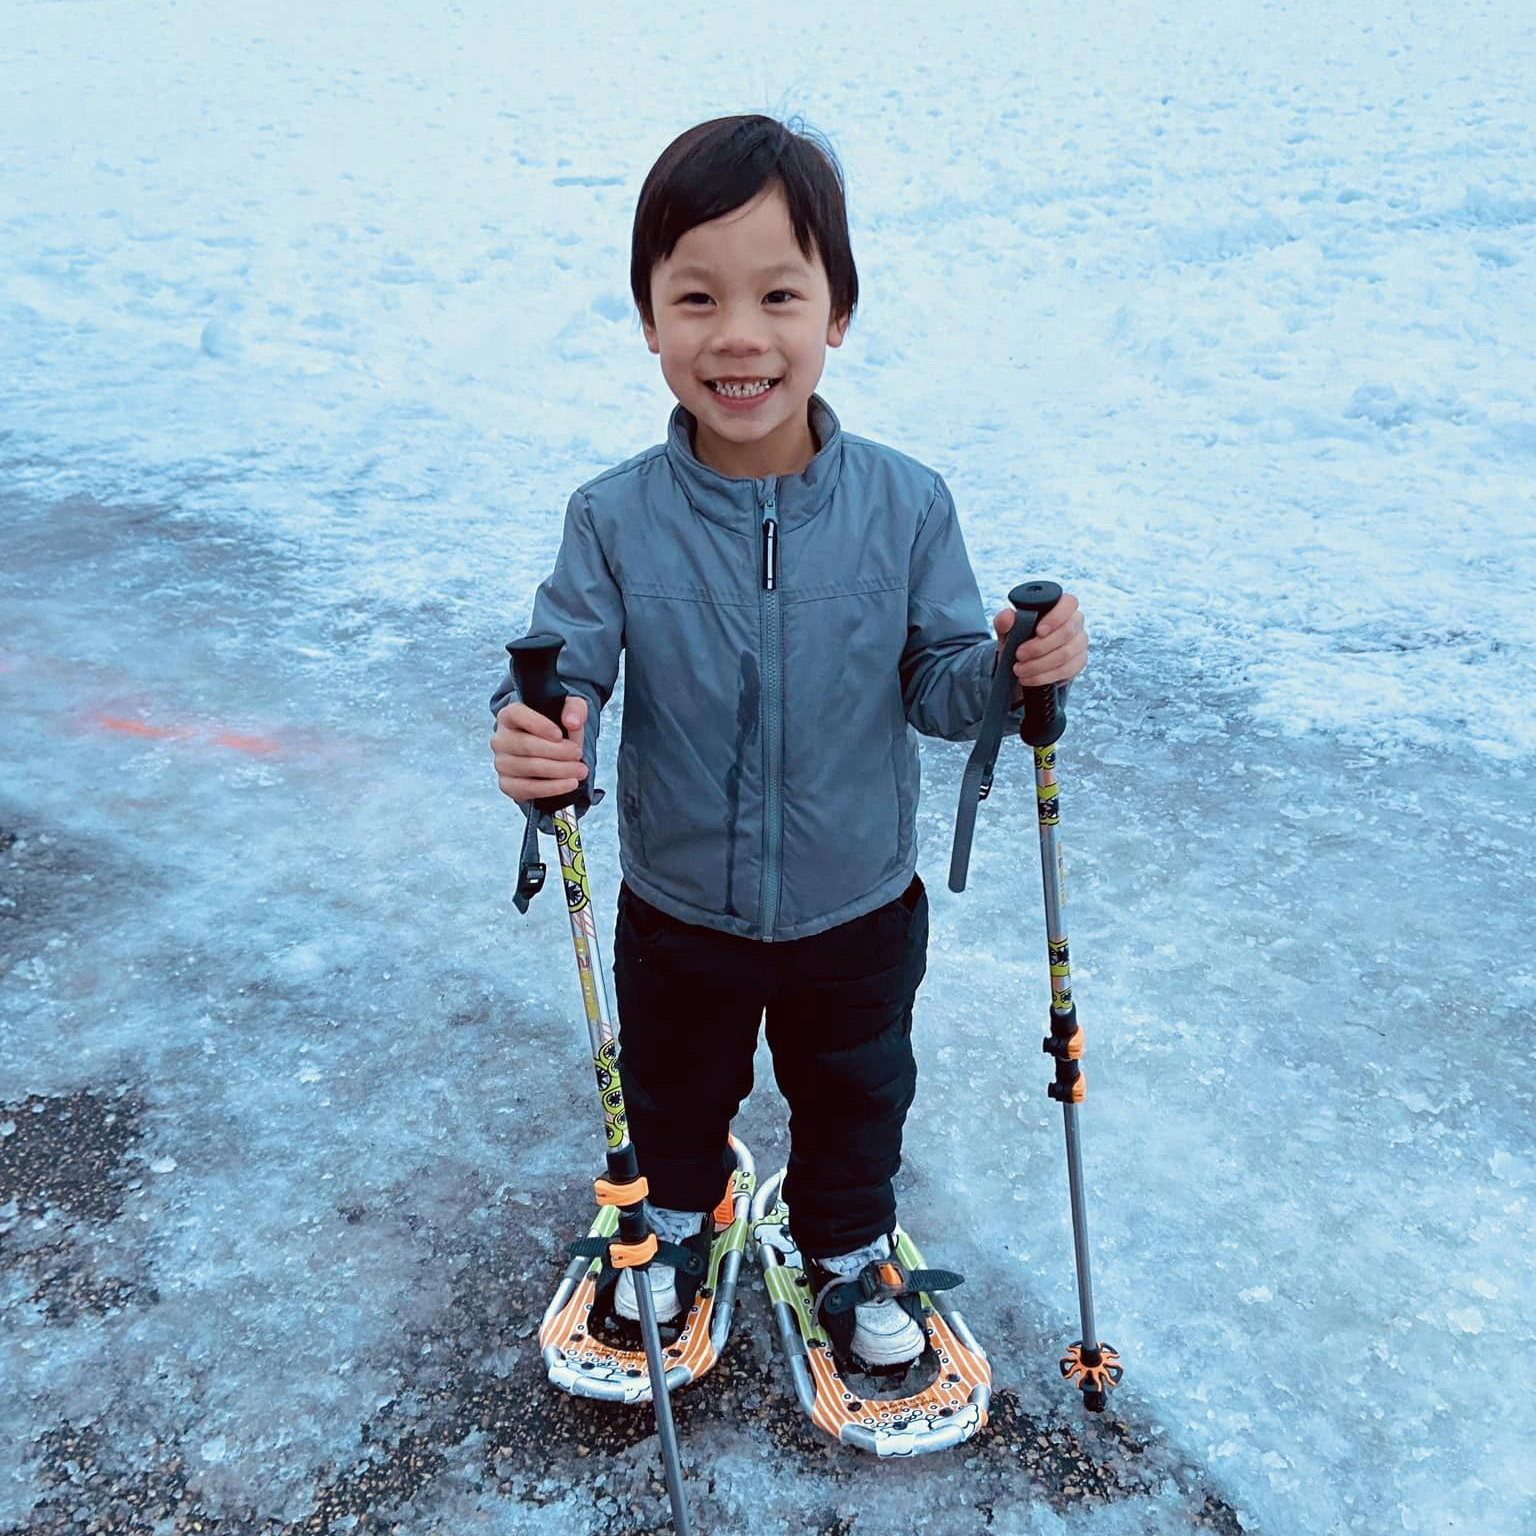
[491,114,1086,1370]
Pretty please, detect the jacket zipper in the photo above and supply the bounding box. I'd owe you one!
[759,479,783,940]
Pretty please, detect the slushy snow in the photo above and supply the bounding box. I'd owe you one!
[2,3,1533,1533]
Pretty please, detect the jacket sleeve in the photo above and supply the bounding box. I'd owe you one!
[903,473,1059,743]
[489,488,624,817]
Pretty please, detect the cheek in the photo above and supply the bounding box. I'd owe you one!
[656,352,698,394]
[797,317,832,351]
[657,329,692,363]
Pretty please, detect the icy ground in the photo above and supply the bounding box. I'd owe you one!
[3,2,1534,1532]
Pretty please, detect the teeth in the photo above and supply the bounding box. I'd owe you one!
[710,379,776,399]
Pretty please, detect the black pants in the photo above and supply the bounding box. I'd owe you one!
[612,875,928,1260]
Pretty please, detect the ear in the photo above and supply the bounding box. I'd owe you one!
[641,314,661,355]
[826,309,851,349]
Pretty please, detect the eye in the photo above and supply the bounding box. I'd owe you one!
[679,292,713,306]
[765,290,798,304]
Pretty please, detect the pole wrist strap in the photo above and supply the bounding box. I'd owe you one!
[948,651,1021,893]
[513,804,546,914]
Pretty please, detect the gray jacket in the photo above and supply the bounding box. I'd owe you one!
[492,394,1015,942]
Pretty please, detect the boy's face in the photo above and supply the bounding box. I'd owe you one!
[643,183,848,480]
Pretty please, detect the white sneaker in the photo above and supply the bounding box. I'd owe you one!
[613,1206,707,1323]
[811,1234,925,1370]
[614,1259,681,1323]
[849,1290,925,1367]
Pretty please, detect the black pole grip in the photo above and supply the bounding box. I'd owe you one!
[1008,581,1067,747]
[506,634,585,816]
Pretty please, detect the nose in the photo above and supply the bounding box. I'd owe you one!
[710,299,771,356]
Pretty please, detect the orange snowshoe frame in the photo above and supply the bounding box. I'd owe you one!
[539,1137,755,1404]
[750,1168,991,1456]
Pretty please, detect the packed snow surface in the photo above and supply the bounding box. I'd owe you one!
[2,2,1533,1533]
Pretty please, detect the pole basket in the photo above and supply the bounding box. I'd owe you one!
[1060,1341,1123,1413]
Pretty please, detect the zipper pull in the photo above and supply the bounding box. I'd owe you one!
[761,516,778,591]
[761,482,779,592]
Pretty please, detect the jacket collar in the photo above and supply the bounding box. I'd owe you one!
[664,394,843,534]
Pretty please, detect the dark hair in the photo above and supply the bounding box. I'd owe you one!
[630,114,858,331]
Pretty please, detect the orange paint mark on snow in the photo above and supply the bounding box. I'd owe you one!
[95,716,195,740]
[92,715,284,757]
[208,731,284,757]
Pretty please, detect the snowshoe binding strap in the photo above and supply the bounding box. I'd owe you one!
[811,1257,963,1324]
[567,1229,713,1337]
[566,1235,709,1279]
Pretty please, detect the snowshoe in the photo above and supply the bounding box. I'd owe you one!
[750,1167,991,1455]
[538,1135,754,1404]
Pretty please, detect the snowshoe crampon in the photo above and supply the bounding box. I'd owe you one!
[750,1167,991,1455]
[538,1136,755,1404]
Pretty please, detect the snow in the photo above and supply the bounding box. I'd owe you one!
[2,1,1534,1533]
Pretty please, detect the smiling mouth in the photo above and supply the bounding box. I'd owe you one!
[706,378,781,399]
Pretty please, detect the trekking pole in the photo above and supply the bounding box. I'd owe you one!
[506,635,694,1536]
[948,581,1122,1415]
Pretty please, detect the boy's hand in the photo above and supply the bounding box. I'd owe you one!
[491,695,589,804]
[993,592,1087,703]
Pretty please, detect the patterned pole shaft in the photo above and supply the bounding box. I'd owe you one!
[552,808,627,1150]
[507,635,693,1533]
[1032,742,1098,1363]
